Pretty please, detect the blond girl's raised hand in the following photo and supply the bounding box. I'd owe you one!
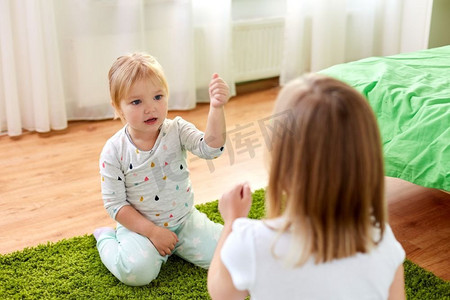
[219,183,252,224]
[209,73,230,108]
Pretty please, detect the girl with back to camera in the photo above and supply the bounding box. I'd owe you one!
[95,53,229,286]
[208,73,405,299]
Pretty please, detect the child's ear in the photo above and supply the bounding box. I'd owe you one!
[116,111,125,121]
[111,101,122,119]
[112,107,124,121]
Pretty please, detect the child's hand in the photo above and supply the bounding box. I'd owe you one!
[219,182,252,224]
[209,73,230,108]
[148,226,179,256]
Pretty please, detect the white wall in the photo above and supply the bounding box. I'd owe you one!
[428,0,450,48]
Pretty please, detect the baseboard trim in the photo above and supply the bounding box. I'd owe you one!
[236,77,280,95]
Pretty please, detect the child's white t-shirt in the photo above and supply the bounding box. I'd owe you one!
[99,116,224,228]
[221,218,405,300]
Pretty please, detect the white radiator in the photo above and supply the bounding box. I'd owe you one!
[232,17,285,83]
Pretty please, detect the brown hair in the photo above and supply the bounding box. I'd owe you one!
[108,53,169,119]
[267,73,386,266]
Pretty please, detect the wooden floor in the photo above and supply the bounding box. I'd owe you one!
[0,86,449,281]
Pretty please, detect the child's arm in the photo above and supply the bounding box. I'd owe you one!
[388,264,406,300]
[208,183,252,300]
[204,73,229,148]
[115,205,178,256]
[101,140,178,256]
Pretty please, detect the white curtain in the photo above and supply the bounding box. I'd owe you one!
[1,0,433,137]
[280,0,434,84]
[0,0,234,137]
[0,0,67,136]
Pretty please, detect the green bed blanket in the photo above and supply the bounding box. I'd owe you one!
[320,46,450,191]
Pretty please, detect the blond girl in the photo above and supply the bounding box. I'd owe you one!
[208,73,405,299]
[95,53,228,286]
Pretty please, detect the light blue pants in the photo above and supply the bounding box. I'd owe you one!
[96,208,223,286]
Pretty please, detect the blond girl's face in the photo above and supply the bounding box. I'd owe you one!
[119,77,168,141]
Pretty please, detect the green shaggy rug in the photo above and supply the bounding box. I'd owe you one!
[1,189,449,299]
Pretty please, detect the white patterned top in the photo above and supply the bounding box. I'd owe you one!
[99,116,224,227]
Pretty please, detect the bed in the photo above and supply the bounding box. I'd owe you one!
[320,46,450,192]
